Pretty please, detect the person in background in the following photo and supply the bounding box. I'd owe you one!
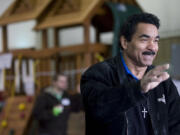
[33,74,82,135]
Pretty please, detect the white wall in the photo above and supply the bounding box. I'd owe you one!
[59,26,96,46]
[0,0,14,51]
[7,21,40,49]
[0,20,41,51]
[0,0,42,51]
[137,0,180,37]
[0,0,14,16]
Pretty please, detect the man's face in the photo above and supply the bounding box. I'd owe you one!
[54,75,68,91]
[121,23,159,67]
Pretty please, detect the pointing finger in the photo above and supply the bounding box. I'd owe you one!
[154,64,169,72]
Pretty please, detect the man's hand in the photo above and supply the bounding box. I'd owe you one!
[53,104,64,116]
[141,64,170,93]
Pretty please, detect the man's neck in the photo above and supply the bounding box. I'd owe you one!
[123,53,147,79]
[53,87,63,95]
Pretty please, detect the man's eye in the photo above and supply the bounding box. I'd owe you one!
[154,39,159,43]
[141,38,148,41]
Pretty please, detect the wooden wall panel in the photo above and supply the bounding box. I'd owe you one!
[153,36,180,65]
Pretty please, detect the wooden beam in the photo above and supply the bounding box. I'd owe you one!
[55,55,60,73]
[0,0,52,25]
[2,25,8,52]
[83,0,105,23]
[84,21,90,44]
[42,29,48,49]
[54,28,59,47]
[76,54,81,85]
[96,28,100,42]
[1,43,109,58]
[84,52,92,68]
[10,0,23,15]
[83,21,92,67]
[34,0,103,30]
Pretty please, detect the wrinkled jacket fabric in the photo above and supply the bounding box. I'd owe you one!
[80,55,180,135]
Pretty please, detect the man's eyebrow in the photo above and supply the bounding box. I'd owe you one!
[139,34,160,39]
[139,34,150,38]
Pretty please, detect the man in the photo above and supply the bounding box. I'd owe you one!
[80,13,180,135]
[33,74,82,135]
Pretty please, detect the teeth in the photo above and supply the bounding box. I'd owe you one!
[143,55,154,60]
[142,54,152,55]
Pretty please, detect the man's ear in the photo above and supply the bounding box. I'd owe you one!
[120,36,128,50]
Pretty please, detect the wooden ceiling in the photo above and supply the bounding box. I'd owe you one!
[0,0,52,25]
[0,0,141,30]
[34,0,104,30]
[34,0,141,30]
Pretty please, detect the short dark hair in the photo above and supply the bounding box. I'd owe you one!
[52,73,67,82]
[120,12,160,44]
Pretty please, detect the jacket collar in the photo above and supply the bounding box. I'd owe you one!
[118,52,154,81]
[45,86,63,100]
[120,53,139,81]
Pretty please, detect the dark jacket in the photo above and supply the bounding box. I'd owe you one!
[80,55,180,135]
[33,90,82,135]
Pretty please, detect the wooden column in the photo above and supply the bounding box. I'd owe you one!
[84,21,92,68]
[69,56,75,90]
[46,58,51,86]
[84,22,90,44]
[76,54,81,85]
[2,25,8,52]
[54,28,60,83]
[42,29,48,49]
[60,57,66,73]
[54,28,59,47]
[55,56,60,74]
[2,26,8,94]
[96,28,100,43]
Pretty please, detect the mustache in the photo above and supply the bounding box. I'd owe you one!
[142,51,156,55]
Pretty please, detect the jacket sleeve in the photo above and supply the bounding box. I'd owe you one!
[80,62,147,123]
[166,79,180,135]
[33,94,55,121]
